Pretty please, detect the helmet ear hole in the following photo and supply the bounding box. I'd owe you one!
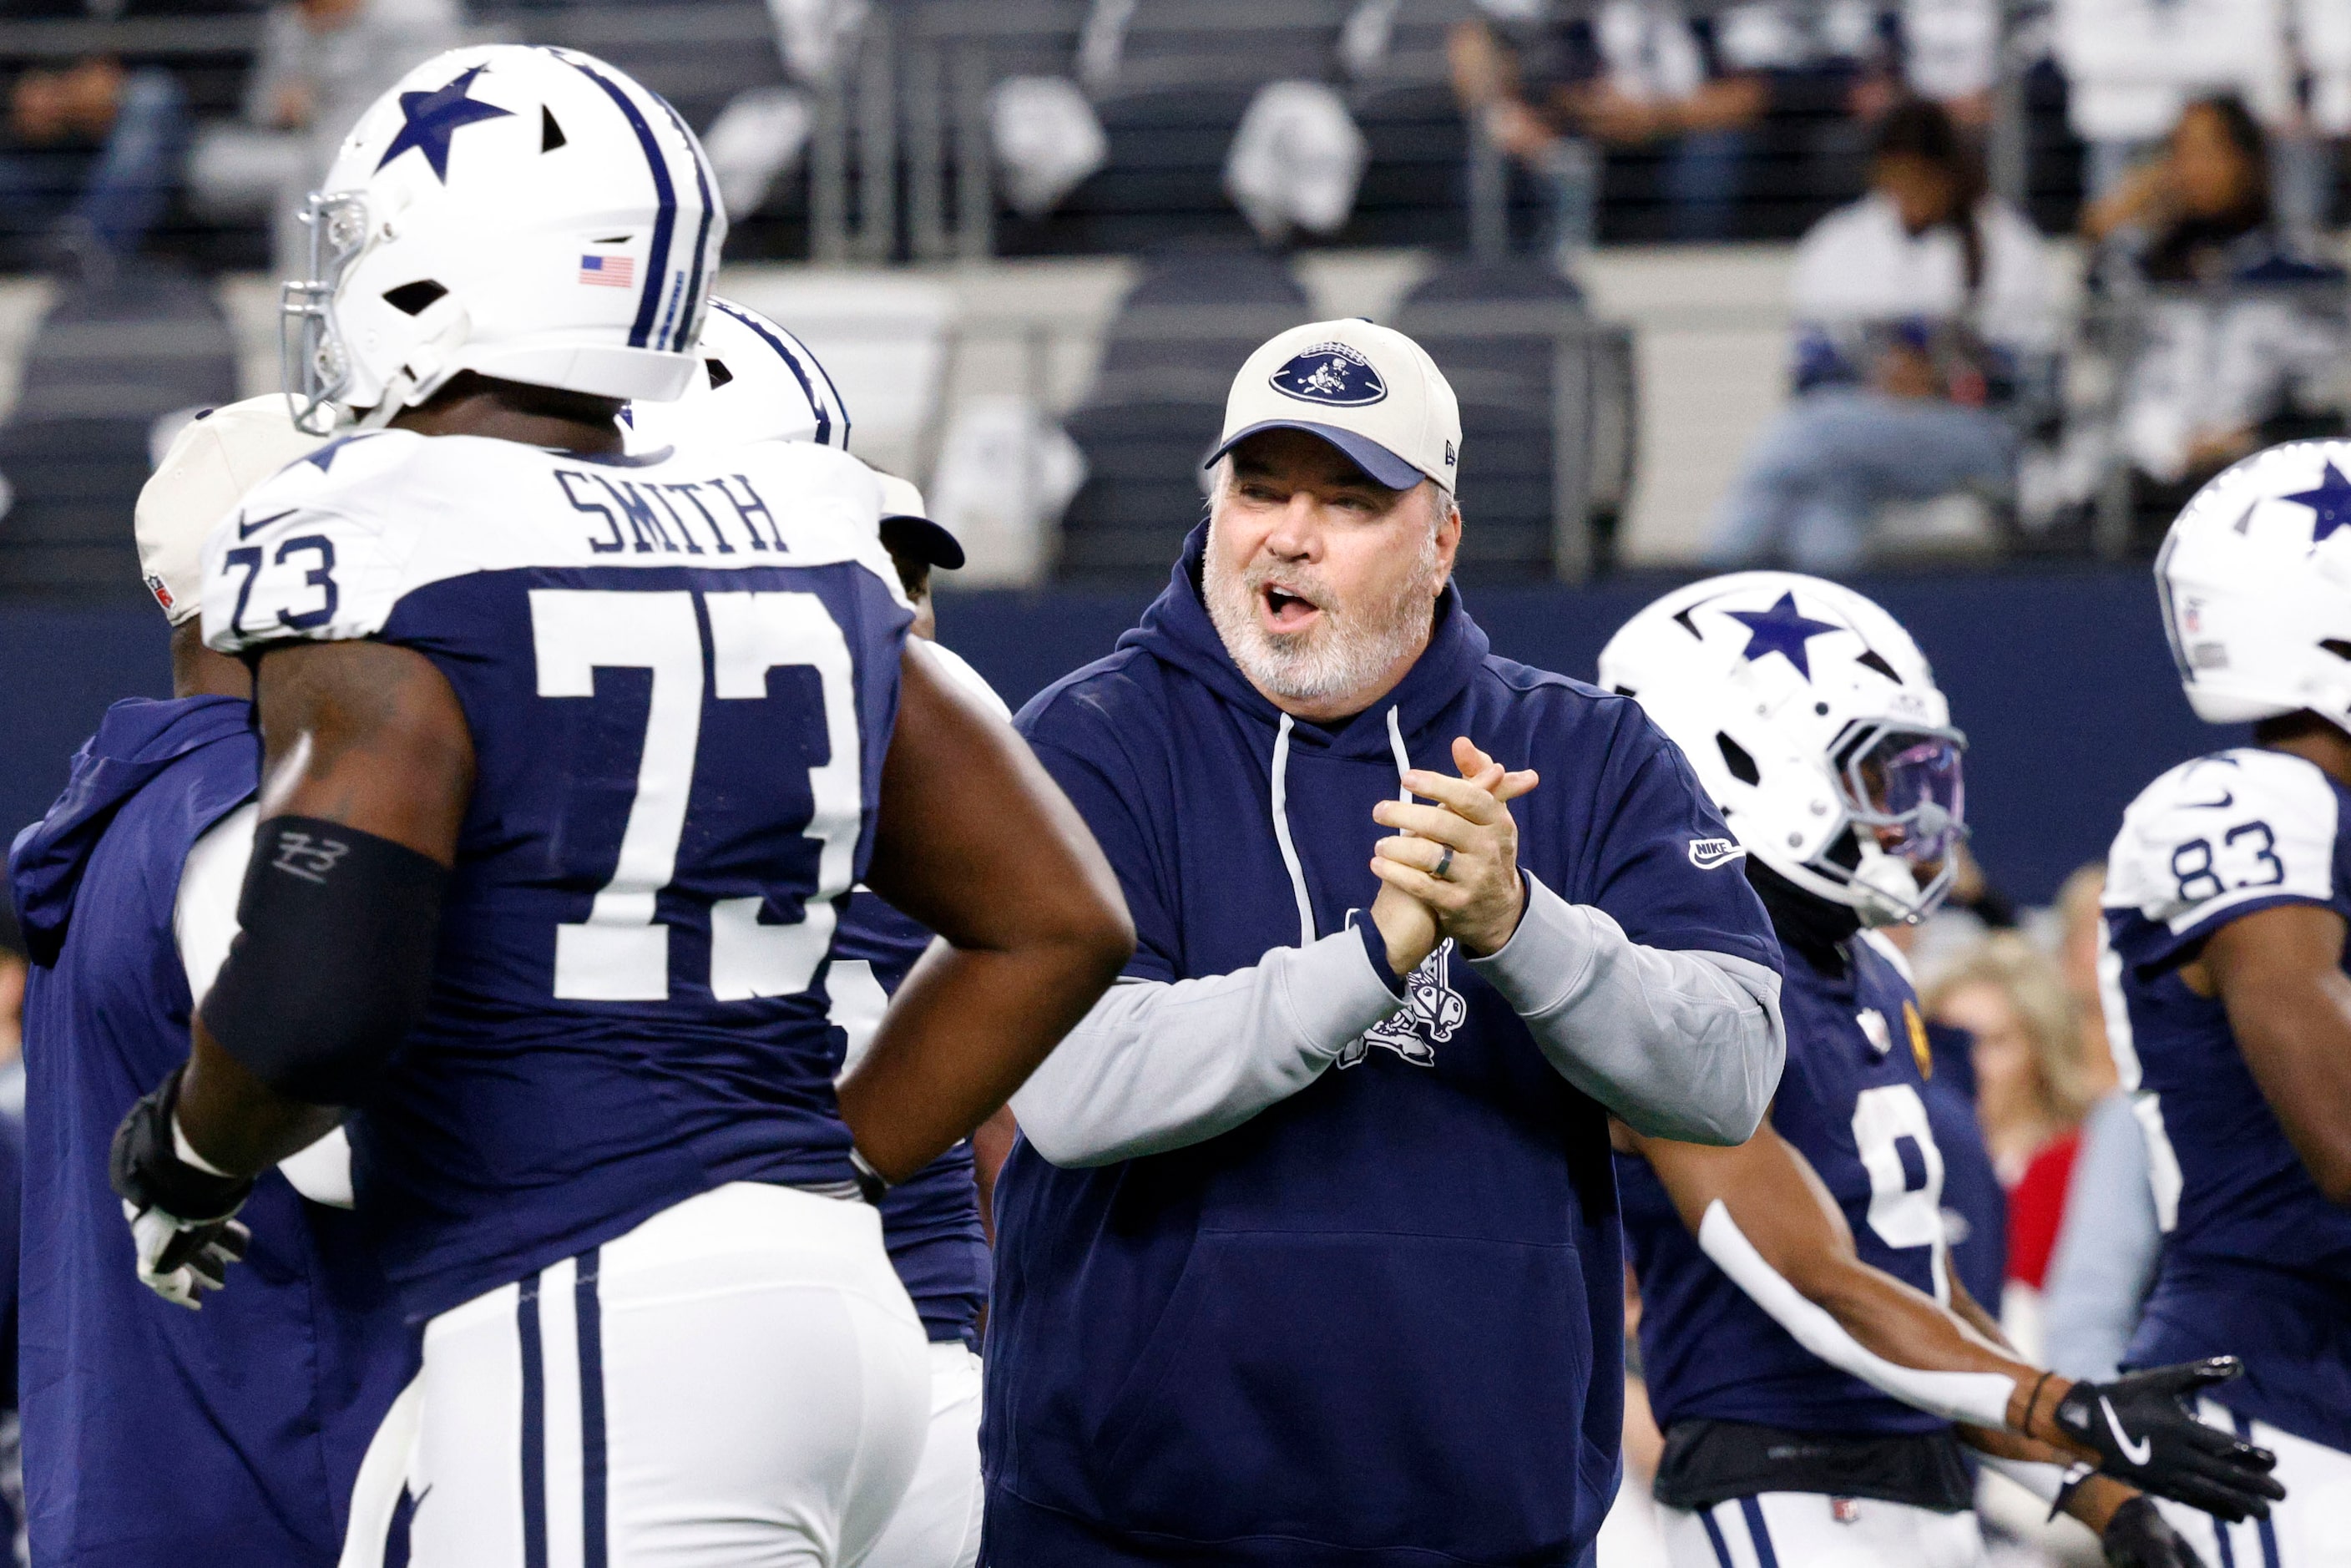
[2323,639,2351,662]
[1716,733,1761,787]
[705,357,734,389]
[382,281,448,316]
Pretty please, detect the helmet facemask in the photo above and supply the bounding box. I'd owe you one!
[1816,721,1968,927]
[281,191,372,435]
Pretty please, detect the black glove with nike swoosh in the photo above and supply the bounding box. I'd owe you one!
[2055,1360,2284,1523]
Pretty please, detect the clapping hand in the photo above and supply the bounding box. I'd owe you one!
[1368,737,1539,977]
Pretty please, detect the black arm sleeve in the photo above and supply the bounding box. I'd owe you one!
[199,815,449,1105]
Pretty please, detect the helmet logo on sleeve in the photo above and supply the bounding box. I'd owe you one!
[377,65,515,183]
[1271,342,1388,407]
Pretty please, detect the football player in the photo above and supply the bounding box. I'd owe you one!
[101,45,1130,1566]
[2100,440,2351,1562]
[635,305,1002,1568]
[1596,573,2282,1568]
[8,398,413,1565]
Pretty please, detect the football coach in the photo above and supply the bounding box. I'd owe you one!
[981,320,1787,1566]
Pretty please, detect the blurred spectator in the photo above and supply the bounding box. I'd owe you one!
[1924,932,2095,1357]
[1450,0,1768,251]
[1705,99,2056,569]
[1895,0,1999,128]
[2054,0,2292,200]
[2041,1090,2160,1381]
[186,0,462,277]
[0,56,188,274]
[2039,861,2157,1382]
[2084,95,2345,541]
[2049,862,2119,1100]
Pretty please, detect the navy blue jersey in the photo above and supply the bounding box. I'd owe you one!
[8,696,412,1565]
[986,528,1781,1567]
[829,887,988,1348]
[1621,933,1951,1438]
[200,431,912,1320]
[2102,748,2351,1450]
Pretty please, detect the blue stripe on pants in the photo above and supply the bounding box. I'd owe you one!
[1698,1505,1737,1567]
[518,1277,548,1568]
[578,1247,608,1568]
[1738,1496,1782,1568]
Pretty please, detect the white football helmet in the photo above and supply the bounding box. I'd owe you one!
[2157,439,2351,730]
[283,44,724,432]
[1597,572,1965,928]
[623,297,849,453]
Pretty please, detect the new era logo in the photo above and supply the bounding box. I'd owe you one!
[579,254,634,288]
[1688,837,1747,871]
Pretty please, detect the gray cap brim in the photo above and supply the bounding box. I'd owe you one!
[879,513,966,570]
[1203,419,1426,491]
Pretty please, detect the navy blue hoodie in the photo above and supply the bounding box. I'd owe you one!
[9,697,414,1567]
[984,529,1780,1566]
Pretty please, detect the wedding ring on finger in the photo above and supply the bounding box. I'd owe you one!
[1433,845,1456,880]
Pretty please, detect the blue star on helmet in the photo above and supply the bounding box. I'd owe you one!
[1726,591,1843,681]
[376,65,513,183]
[2283,460,2351,544]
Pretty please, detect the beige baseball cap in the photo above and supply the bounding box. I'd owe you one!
[1206,318,1462,492]
[137,397,327,624]
[874,473,964,569]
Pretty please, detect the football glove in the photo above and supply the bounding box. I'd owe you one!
[2054,1360,2283,1523]
[109,1068,254,1310]
[2101,1495,2206,1568]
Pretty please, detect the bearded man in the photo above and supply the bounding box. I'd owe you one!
[979,321,1790,1567]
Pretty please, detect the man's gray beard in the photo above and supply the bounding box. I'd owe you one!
[1203,522,1442,706]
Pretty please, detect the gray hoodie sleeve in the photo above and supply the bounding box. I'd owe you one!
[1009,927,1404,1167]
[1467,873,1785,1144]
[1011,872,1783,1166]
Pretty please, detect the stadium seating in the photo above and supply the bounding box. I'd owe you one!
[1391,255,1633,580]
[1056,245,1310,582]
[0,260,235,603]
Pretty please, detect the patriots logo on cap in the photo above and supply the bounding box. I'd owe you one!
[1270,341,1388,407]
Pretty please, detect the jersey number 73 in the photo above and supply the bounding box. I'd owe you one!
[531,586,861,1004]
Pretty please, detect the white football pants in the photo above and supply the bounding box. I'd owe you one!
[859,1343,982,1568]
[1659,1492,1985,1568]
[344,1182,931,1568]
[2155,1400,2351,1568]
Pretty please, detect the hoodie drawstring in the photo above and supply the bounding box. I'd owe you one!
[1385,707,1413,802]
[1270,716,1316,946]
[1268,706,1416,951]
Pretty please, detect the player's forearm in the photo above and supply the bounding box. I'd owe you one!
[839,932,1127,1184]
[1472,875,1784,1144]
[1008,930,1403,1166]
[176,1026,346,1176]
[1964,1426,2117,1527]
[1698,1200,2060,1433]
